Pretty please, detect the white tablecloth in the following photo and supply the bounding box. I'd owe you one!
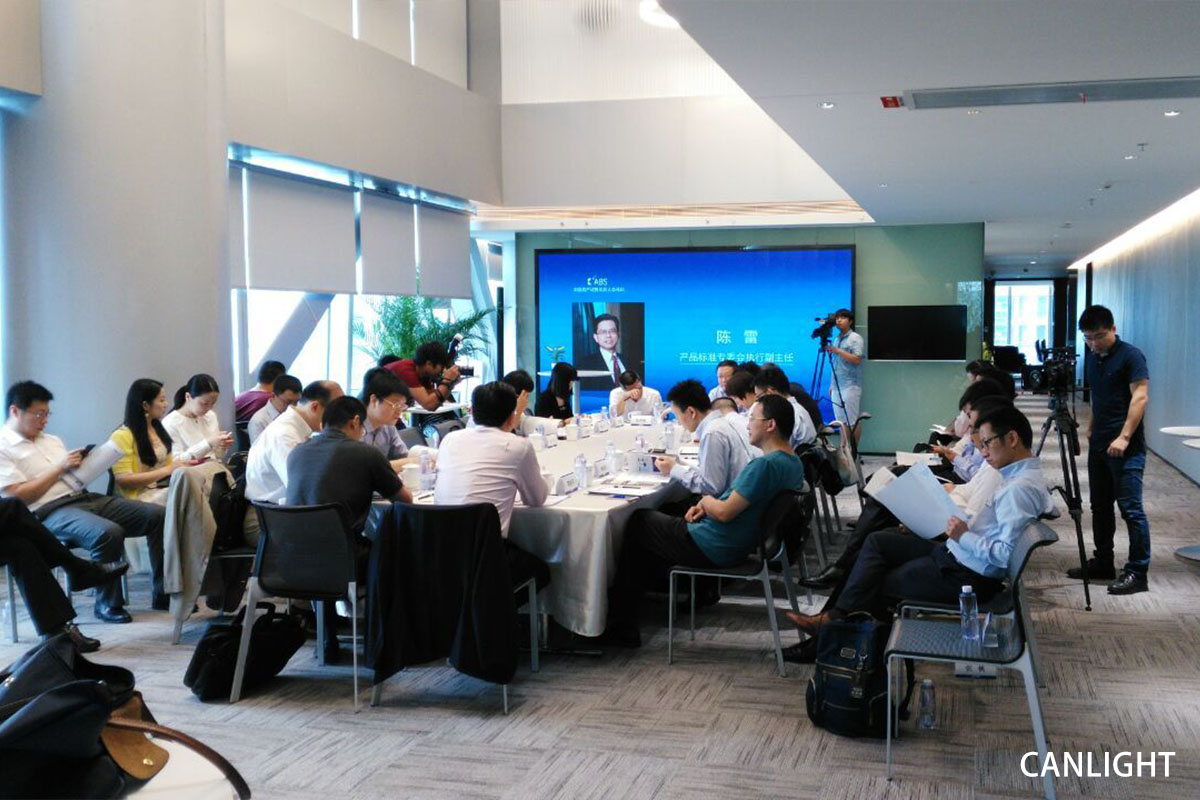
[369,421,689,637]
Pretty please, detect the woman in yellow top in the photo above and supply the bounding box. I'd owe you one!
[110,379,188,504]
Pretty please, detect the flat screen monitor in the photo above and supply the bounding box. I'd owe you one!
[536,246,855,415]
[867,304,967,361]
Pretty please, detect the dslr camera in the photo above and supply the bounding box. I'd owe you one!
[446,333,475,378]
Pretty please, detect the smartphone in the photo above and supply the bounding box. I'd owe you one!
[79,444,96,459]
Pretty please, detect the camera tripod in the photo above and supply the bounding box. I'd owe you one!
[1035,393,1093,610]
[811,339,848,432]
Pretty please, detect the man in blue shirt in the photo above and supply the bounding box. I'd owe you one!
[789,404,1054,633]
[825,309,865,446]
[654,379,755,500]
[605,394,806,647]
[1068,305,1151,594]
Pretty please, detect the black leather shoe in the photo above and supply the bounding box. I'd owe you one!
[781,637,817,664]
[799,565,845,590]
[1107,571,1148,595]
[53,622,101,653]
[1066,557,1116,581]
[94,603,133,624]
[66,560,128,593]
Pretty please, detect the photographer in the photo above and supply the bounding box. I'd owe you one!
[385,341,464,412]
[1069,305,1151,595]
[823,309,865,445]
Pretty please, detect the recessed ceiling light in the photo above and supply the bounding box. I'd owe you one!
[878,183,888,188]
[1029,260,1038,265]
[818,101,836,110]
[1124,154,1137,160]
[966,109,981,116]
[1164,109,1181,117]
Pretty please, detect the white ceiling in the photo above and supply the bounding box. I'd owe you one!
[661,0,1200,274]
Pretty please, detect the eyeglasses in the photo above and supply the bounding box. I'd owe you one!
[383,399,406,411]
[747,415,768,422]
[978,433,1004,451]
[25,410,51,420]
[1081,331,1111,342]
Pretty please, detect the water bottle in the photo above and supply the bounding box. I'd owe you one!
[918,679,936,729]
[959,585,979,640]
[574,451,590,490]
[418,450,435,492]
[536,423,548,449]
[633,432,647,452]
[652,399,663,422]
[605,438,619,473]
[601,405,608,421]
[663,420,675,452]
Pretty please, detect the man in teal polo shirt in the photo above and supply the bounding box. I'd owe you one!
[604,393,806,647]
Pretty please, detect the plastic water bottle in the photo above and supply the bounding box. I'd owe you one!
[633,432,647,453]
[959,585,979,640]
[918,679,936,729]
[536,423,548,449]
[418,450,435,492]
[600,405,608,421]
[574,451,590,490]
[663,420,675,452]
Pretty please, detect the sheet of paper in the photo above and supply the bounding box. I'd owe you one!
[864,467,896,498]
[930,424,950,435]
[587,485,659,498]
[872,461,967,539]
[64,441,123,490]
[895,451,941,467]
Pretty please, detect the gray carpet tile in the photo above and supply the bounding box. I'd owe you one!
[4,395,1200,797]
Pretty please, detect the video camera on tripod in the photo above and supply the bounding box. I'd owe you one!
[810,314,838,346]
[1024,339,1076,396]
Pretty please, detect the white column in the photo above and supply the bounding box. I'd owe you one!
[3,0,232,446]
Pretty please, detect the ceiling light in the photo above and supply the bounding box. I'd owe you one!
[817,101,836,110]
[638,0,679,29]
[1124,154,1137,160]
[966,109,981,116]
[1164,109,1181,117]
[878,183,888,188]
[1029,260,1038,265]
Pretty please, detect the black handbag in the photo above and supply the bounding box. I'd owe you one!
[0,634,250,799]
[184,602,306,702]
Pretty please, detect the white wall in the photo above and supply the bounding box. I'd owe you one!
[0,0,41,97]
[413,0,467,88]
[502,94,851,207]
[226,0,498,203]
[2,0,232,448]
[1090,198,1200,484]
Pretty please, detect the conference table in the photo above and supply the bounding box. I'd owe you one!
[1161,426,1200,563]
[368,421,691,637]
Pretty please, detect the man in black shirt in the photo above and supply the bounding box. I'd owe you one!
[286,396,410,660]
[1069,305,1151,595]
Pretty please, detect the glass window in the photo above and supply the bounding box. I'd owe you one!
[993,281,1053,363]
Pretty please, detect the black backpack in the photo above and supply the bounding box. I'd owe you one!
[805,613,915,738]
[183,603,305,702]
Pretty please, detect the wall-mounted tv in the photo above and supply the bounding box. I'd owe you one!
[867,304,967,361]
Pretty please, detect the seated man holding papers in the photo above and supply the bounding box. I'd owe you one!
[788,404,1053,634]
[605,394,806,647]
[246,381,340,504]
[653,379,755,505]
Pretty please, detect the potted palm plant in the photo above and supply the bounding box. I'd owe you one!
[354,295,495,363]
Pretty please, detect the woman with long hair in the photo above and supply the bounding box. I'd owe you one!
[162,373,234,461]
[534,362,577,421]
[110,379,183,503]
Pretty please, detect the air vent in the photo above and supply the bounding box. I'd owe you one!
[907,76,1200,110]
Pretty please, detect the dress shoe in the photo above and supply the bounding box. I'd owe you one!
[52,622,101,653]
[1107,571,1148,595]
[799,565,845,590]
[781,637,818,665]
[94,602,133,624]
[784,609,840,636]
[151,593,170,611]
[66,560,129,593]
[1066,557,1116,581]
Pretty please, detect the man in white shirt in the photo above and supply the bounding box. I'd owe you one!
[712,396,759,454]
[753,367,816,448]
[654,379,755,501]
[708,359,738,401]
[0,381,164,623]
[247,374,302,445]
[609,371,662,417]
[246,381,341,504]
[434,381,550,589]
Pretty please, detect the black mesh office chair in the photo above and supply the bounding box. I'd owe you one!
[230,503,362,710]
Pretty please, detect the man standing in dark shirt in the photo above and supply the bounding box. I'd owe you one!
[1069,305,1151,595]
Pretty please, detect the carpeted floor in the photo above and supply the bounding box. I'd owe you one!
[3,395,1199,798]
